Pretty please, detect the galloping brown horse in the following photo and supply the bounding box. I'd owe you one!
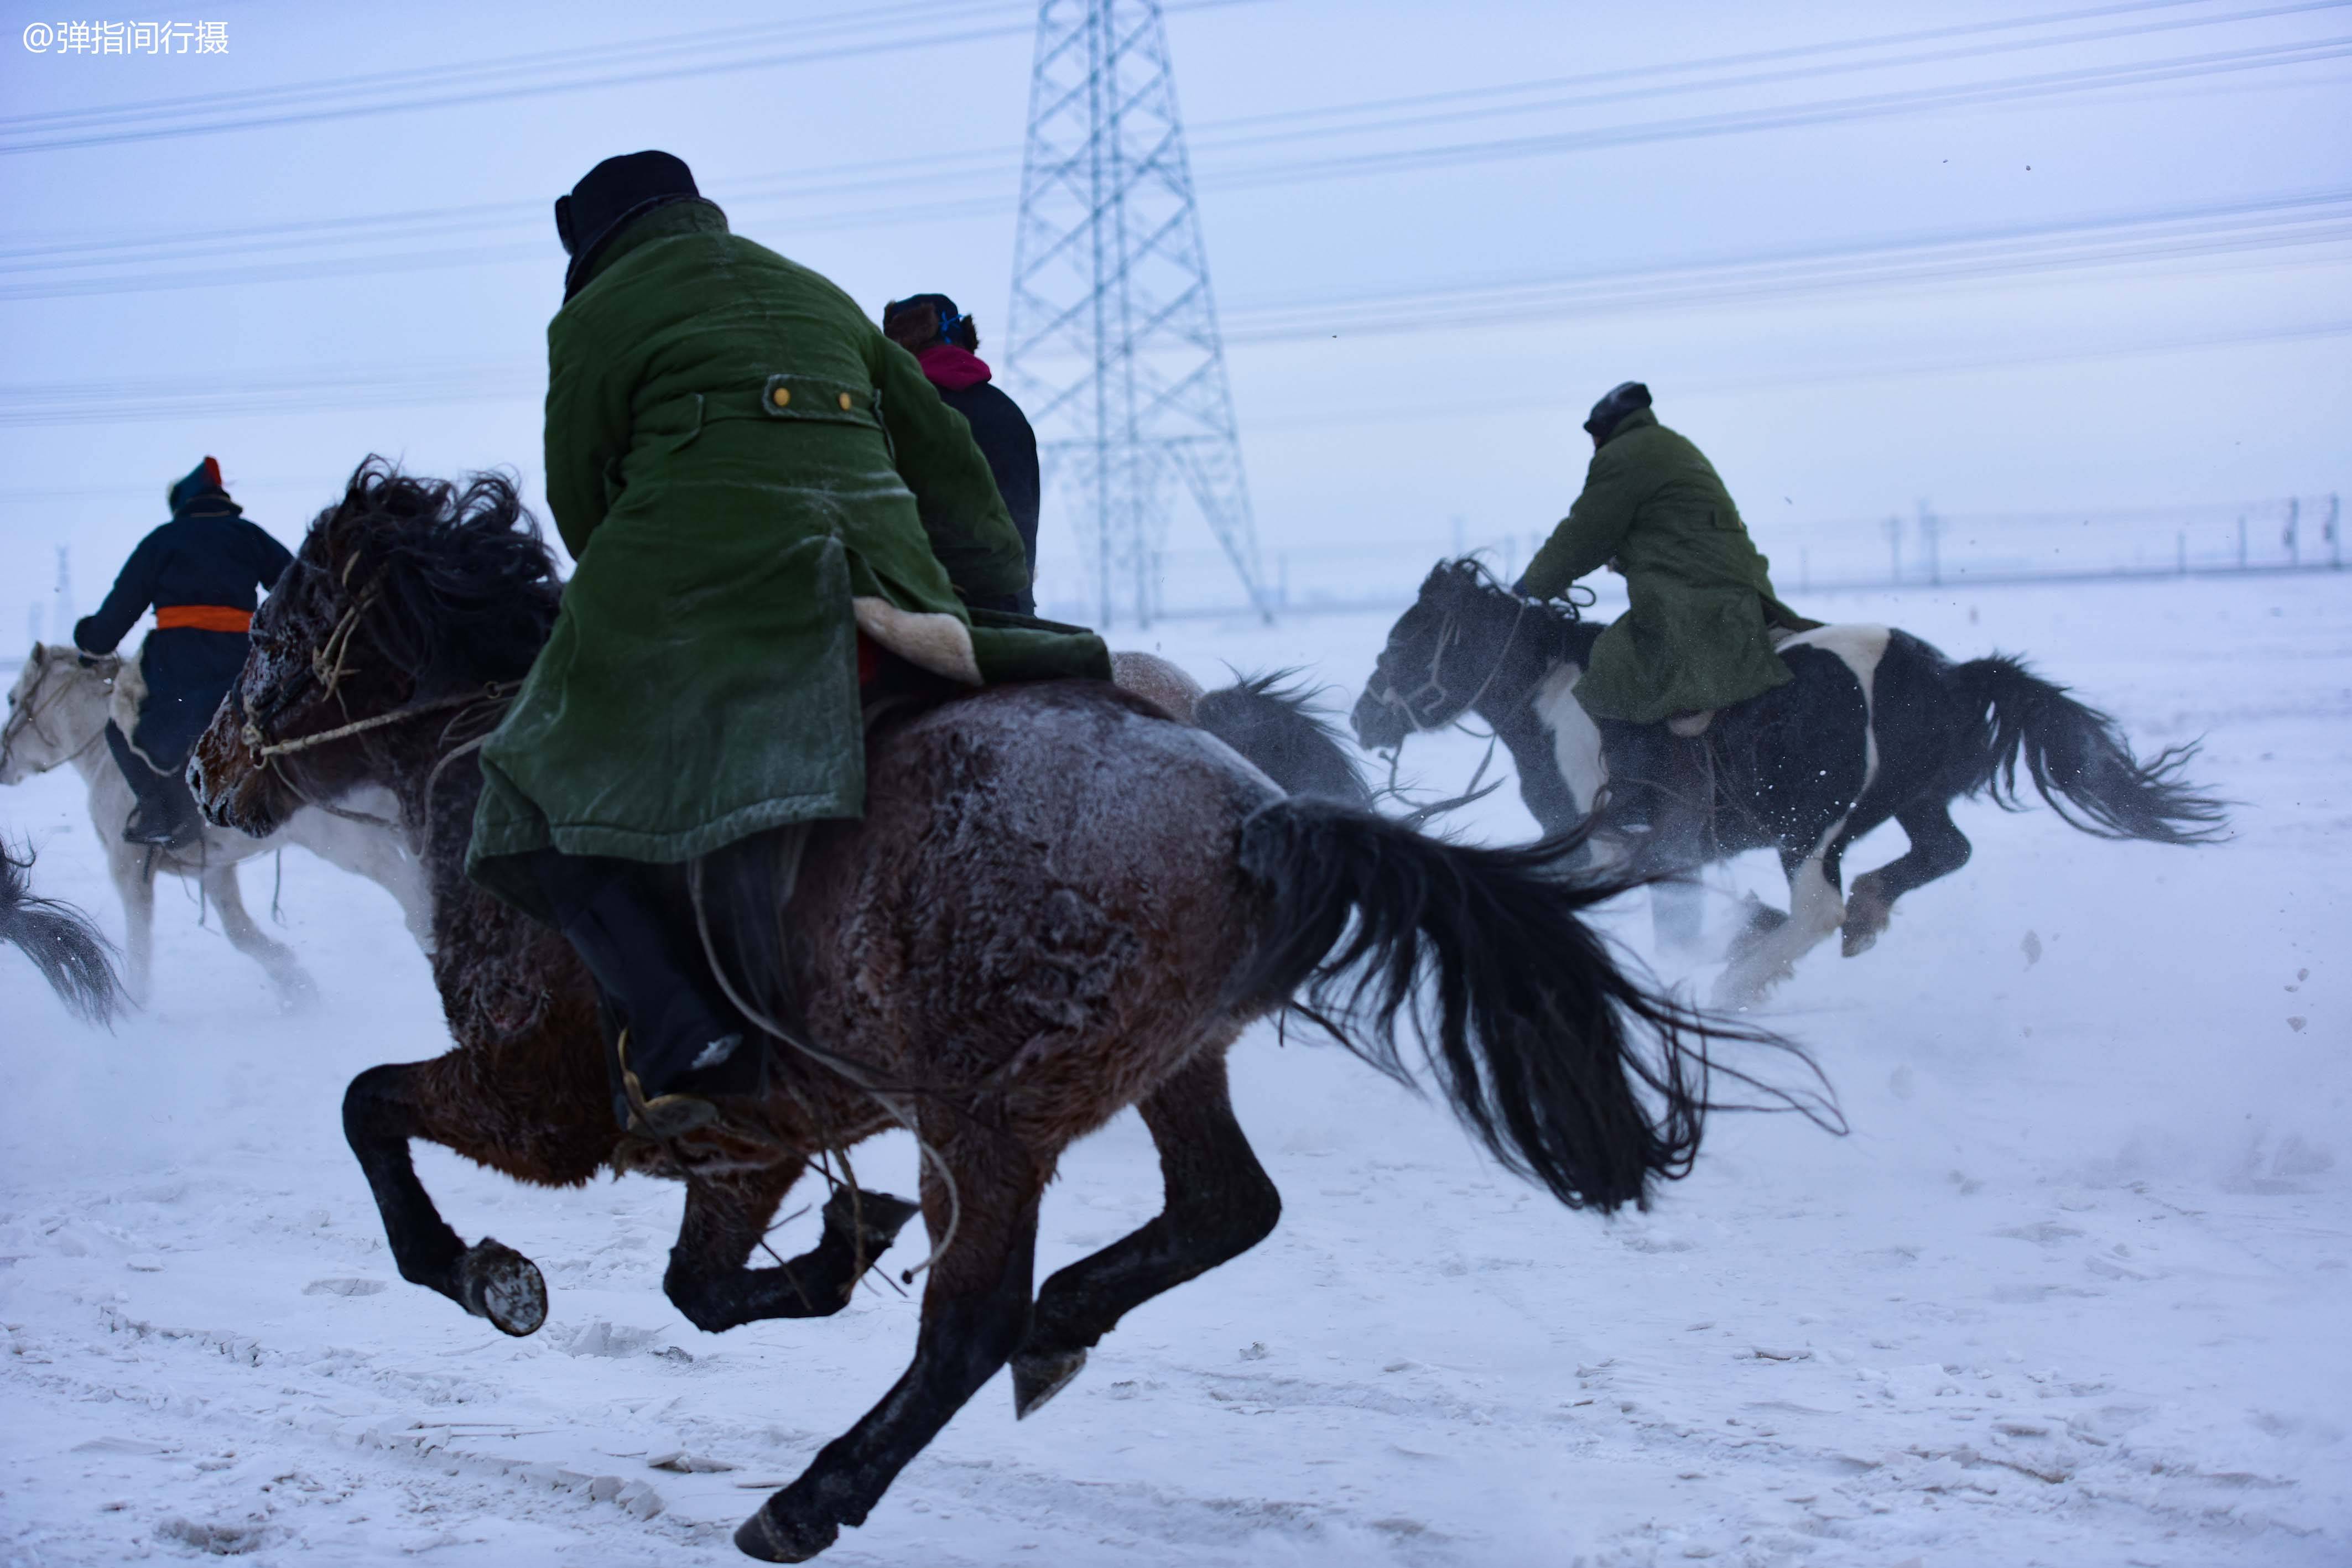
[192,463,1814,1562]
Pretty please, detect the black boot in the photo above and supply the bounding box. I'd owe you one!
[528,851,766,1136]
[105,722,200,849]
[1596,718,1674,833]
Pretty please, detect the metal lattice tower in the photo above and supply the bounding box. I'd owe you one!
[1003,0,1271,628]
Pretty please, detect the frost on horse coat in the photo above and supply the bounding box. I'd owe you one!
[192,469,1822,1564]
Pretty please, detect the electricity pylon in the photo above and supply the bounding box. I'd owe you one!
[1003,0,1272,628]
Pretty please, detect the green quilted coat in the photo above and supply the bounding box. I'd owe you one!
[469,202,1108,907]
[1518,410,1807,725]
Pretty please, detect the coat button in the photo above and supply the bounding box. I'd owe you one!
[837,392,852,411]
[771,387,791,408]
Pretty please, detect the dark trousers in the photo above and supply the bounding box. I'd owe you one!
[105,720,199,841]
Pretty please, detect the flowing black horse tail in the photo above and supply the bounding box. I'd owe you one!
[1232,800,1835,1212]
[1950,655,2228,845]
[1195,670,1373,805]
[1,842,125,1026]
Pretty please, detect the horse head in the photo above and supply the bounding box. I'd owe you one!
[1,645,117,786]
[194,458,560,840]
[1352,556,1563,752]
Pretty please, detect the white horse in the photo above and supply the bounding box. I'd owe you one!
[2,643,433,1007]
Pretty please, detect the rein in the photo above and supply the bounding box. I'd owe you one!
[241,681,517,762]
[2,656,113,776]
[1373,582,1536,734]
[233,566,521,830]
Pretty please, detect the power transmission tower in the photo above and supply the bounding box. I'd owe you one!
[1003,0,1271,628]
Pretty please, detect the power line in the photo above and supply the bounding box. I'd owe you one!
[0,0,1264,155]
[1213,34,2352,191]
[1200,0,2239,132]
[1190,0,2351,157]
[0,0,1003,133]
[3,197,2344,429]
[6,0,2329,272]
[3,28,2342,304]
[1222,189,2352,342]
[1241,317,2352,435]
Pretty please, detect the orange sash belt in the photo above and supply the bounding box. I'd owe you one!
[154,605,252,633]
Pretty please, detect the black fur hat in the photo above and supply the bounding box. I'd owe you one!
[1583,381,1653,441]
[554,151,708,300]
[882,292,977,352]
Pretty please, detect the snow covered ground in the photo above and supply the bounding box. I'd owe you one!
[3,570,2345,1567]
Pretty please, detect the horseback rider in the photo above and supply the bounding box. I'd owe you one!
[880,291,1041,614]
[466,150,1108,1137]
[1514,382,1814,830]
[74,457,293,848]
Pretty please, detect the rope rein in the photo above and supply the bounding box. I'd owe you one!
[2,654,114,775]
[241,680,519,761]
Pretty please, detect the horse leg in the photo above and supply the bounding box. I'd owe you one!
[1841,799,1972,957]
[736,1122,1045,1562]
[664,1166,924,1333]
[1713,830,1850,1008]
[1010,1048,1279,1418]
[105,842,154,1005]
[1649,877,1706,958]
[341,1055,606,1337]
[204,861,318,1008]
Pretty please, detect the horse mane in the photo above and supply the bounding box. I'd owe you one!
[1425,554,1602,662]
[306,458,562,698]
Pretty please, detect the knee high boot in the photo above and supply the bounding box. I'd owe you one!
[1594,717,1674,832]
[105,721,200,848]
[525,850,764,1131]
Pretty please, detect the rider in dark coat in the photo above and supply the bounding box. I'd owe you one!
[1516,383,1813,829]
[476,152,1106,1136]
[75,457,292,846]
[882,292,1042,613]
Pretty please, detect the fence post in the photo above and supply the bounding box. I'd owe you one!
[1918,499,1941,586]
[2177,530,2187,575]
[1884,515,1903,585]
[1278,550,1289,610]
[2284,497,2301,567]
[2328,494,2342,569]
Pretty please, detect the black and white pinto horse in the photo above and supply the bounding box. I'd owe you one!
[1354,559,2226,1006]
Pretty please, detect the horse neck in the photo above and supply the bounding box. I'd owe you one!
[370,727,579,1039]
[1465,598,1569,732]
[45,666,114,786]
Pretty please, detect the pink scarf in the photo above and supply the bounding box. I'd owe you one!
[915,344,992,392]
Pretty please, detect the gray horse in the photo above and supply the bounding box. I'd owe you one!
[3,643,433,1007]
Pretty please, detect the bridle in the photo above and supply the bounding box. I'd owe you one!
[1370,578,1538,735]
[1,653,112,777]
[232,558,519,829]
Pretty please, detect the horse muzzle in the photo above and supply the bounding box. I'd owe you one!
[189,716,288,838]
[1351,686,1411,752]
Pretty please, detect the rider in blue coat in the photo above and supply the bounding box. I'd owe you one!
[75,457,292,847]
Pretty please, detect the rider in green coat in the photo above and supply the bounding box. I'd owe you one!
[469,151,1109,1133]
[1516,382,1812,827]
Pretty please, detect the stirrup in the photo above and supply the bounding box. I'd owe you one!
[616,1027,721,1141]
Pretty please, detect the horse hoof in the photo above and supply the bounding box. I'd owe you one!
[1012,1347,1087,1419]
[735,1496,837,1562]
[460,1238,547,1337]
[1840,925,1879,958]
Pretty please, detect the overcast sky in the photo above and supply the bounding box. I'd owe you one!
[3,0,2346,629]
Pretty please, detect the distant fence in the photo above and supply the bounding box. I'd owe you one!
[1036,493,2345,625]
